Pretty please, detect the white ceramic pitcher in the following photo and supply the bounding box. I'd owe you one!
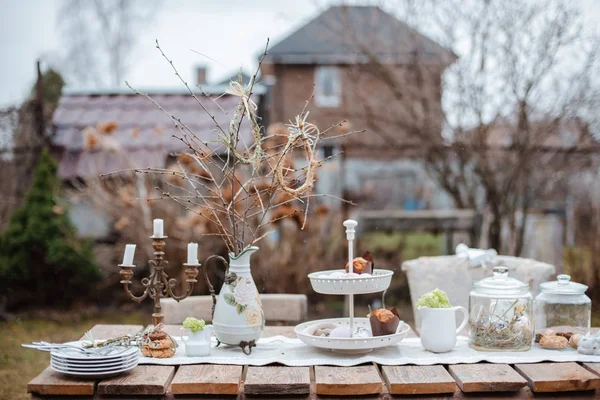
[180,325,213,357]
[418,306,468,353]
[205,246,264,354]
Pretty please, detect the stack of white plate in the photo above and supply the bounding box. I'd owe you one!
[50,343,139,378]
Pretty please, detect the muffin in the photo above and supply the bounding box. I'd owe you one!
[369,307,400,336]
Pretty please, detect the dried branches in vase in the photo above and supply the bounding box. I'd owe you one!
[110,40,356,353]
[120,41,351,256]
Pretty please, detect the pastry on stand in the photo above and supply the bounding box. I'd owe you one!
[369,308,400,336]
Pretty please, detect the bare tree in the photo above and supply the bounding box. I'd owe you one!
[0,63,61,228]
[57,0,162,87]
[326,0,600,254]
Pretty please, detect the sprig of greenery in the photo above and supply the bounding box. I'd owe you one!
[416,289,452,308]
[182,317,206,333]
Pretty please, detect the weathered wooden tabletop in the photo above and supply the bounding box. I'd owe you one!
[27,324,600,399]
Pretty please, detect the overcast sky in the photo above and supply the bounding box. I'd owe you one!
[0,0,598,108]
[0,0,333,107]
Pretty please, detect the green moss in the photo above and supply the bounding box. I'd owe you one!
[182,317,206,333]
[416,288,452,308]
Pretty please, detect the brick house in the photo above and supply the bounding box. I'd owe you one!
[260,5,456,210]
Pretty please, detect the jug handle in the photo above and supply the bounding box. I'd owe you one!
[455,306,469,335]
[180,327,188,343]
[203,255,229,320]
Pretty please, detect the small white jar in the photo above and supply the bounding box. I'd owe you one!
[180,325,213,357]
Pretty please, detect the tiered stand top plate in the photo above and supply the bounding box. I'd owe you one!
[308,269,394,295]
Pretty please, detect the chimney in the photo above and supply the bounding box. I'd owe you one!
[195,66,207,85]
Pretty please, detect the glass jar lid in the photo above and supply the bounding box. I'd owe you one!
[540,274,587,295]
[473,266,530,295]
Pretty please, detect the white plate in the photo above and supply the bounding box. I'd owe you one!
[51,358,138,374]
[295,317,410,353]
[50,360,139,374]
[51,353,138,368]
[51,342,139,360]
[51,349,139,362]
[308,269,393,294]
[50,362,138,379]
[51,356,138,370]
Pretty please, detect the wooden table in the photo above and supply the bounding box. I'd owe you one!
[27,324,600,399]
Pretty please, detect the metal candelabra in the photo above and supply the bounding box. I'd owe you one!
[118,235,199,326]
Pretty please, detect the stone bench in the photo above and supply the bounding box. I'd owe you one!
[162,294,308,324]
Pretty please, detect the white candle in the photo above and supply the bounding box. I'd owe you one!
[187,243,198,264]
[122,244,136,265]
[153,219,164,237]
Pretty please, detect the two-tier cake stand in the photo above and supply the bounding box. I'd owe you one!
[295,220,410,353]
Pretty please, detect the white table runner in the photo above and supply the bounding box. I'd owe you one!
[138,336,600,367]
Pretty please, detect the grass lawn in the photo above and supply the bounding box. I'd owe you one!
[0,310,147,400]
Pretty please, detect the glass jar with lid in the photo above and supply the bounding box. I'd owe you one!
[469,266,534,351]
[534,274,591,335]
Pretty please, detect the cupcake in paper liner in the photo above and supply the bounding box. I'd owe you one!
[345,251,374,274]
[369,307,400,336]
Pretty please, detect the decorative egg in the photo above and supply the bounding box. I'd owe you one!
[344,272,360,278]
[360,273,372,278]
[514,316,529,328]
[494,321,506,330]
[328,272,346,279]
[329,326,352,338]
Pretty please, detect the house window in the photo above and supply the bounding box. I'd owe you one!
[322,145,335,159]
[315,66,341,107]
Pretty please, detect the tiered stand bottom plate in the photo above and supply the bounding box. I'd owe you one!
[295,317,410,354]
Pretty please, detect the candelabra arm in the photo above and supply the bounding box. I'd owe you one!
[123,282,149,303]
[164,261,200,301]
[120,265,159,303]
[167,281,196,301]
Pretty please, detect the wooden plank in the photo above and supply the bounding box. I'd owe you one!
[448,364,526,392]
[97,365,175,395]
[515,362,600,392]
[170,364,242,395]
[315,365,382,395]
[27,367,96,396]
[582,363,600,377]
[79,324,144,340]
[245,366,310,395]
[449,386,598,399]
[381,365,456,394]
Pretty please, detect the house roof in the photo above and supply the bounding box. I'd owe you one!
[263,5,456,65]
[52,87,262,179]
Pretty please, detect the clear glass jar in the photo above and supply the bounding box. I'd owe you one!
[469,266,533,351]
[534,274,591,335]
